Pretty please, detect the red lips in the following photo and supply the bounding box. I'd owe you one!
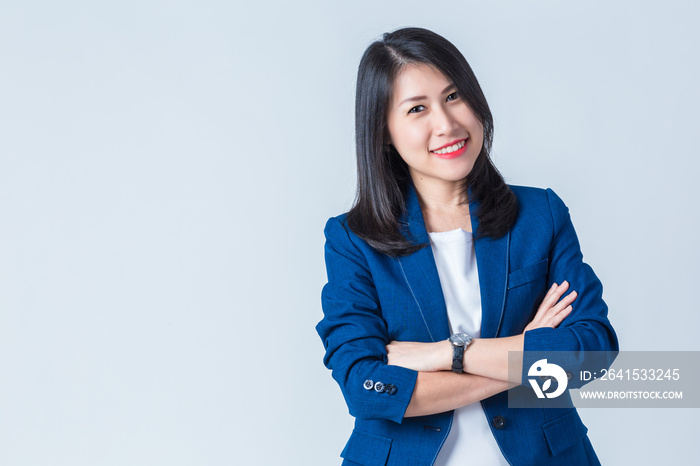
[430,138,468,159]
[430,138,467,152]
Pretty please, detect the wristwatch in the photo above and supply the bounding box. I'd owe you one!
[449,333,473,373]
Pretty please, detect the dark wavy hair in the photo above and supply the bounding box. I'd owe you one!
[346,27,518,257]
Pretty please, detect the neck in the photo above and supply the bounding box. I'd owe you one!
[410,173,468,212]
[409,172,472,233]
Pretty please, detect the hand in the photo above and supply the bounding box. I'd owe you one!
[386,340,452,372]
[524,281,577,333]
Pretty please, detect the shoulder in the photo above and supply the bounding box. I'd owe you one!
[508,184,572,236]
[323,212,375,262]
[509,184,569,213]
[323,212,351,239]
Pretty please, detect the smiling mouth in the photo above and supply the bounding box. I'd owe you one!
[430,138,467,155]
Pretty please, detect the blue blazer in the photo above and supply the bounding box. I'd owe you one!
[316,182,619,466]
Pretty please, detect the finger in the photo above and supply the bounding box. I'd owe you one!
[541,302,573,327]
[543,282,558,300]
[561,289,578,305]
[549,305,573,327]
[537,287,558,313]
[552,280,570,298]
[549,281,571,305]
[554,290,578,312]
[546,280,568,302]
[546,291,577,318]
[539,281,569,311]
[536,289,576,325]
[542,282,565,302]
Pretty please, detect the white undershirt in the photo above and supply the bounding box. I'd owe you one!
[428,228,509,466]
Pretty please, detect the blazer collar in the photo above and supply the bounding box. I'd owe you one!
[397,180,509,340]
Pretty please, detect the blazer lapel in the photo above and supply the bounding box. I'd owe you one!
[469,196,510,339]
[395,182,451,342]
[396,181,510,341]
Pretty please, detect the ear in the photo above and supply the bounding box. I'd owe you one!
[383,127,393,146]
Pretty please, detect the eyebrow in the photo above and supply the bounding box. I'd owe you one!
[398,83,457,107]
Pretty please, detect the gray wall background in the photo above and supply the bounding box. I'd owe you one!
[1,0,698,464]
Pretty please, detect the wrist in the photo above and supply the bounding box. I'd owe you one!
[442,340,453,371]
[461,337,478,373]
[448,333,474,373]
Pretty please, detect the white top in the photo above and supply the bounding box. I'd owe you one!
[428,228,509,466]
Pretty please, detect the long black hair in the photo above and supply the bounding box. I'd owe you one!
[346,27,517,257]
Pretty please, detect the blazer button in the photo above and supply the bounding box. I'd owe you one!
[492,415,506,430]
[374,381,386,393]
[363,379,374,390]
[385,384,397,395]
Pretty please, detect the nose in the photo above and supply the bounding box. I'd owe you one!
[432,104,458,136]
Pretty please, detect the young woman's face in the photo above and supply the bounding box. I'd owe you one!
[386,63,484,185]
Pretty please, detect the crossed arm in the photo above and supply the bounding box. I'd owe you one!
[318,191,618,423]
[389,282,577,417]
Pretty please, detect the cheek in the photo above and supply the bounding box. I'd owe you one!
[473,131,484,150]
[460,109,484,139]
[465,121,485,152]
[395,127,428,154]
[474,120,485,141]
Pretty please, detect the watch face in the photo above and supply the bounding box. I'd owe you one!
[451,333,472,346]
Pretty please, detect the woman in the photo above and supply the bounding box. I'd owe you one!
[316,27,618,465]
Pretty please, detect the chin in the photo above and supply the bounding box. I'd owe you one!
[444,162,476,181]
[435,172,471,184]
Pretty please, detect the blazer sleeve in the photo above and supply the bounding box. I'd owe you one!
[315,216,418,423]
[522,188,619,388]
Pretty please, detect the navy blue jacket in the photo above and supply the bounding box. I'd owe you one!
[316,182,619,465]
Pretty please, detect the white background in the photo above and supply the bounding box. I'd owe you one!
[1,1,698,464]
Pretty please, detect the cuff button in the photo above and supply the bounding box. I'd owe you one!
[386,384,397,395]
[374,381,386,393]
[492,415,506,430]
[363,379,374,390]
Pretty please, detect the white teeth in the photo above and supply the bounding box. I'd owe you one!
[432,139,466,154]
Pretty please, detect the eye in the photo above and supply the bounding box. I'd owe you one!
[446,91,459,101]
[408,105,425,114]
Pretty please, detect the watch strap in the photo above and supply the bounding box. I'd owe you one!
[452,344,465,373]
